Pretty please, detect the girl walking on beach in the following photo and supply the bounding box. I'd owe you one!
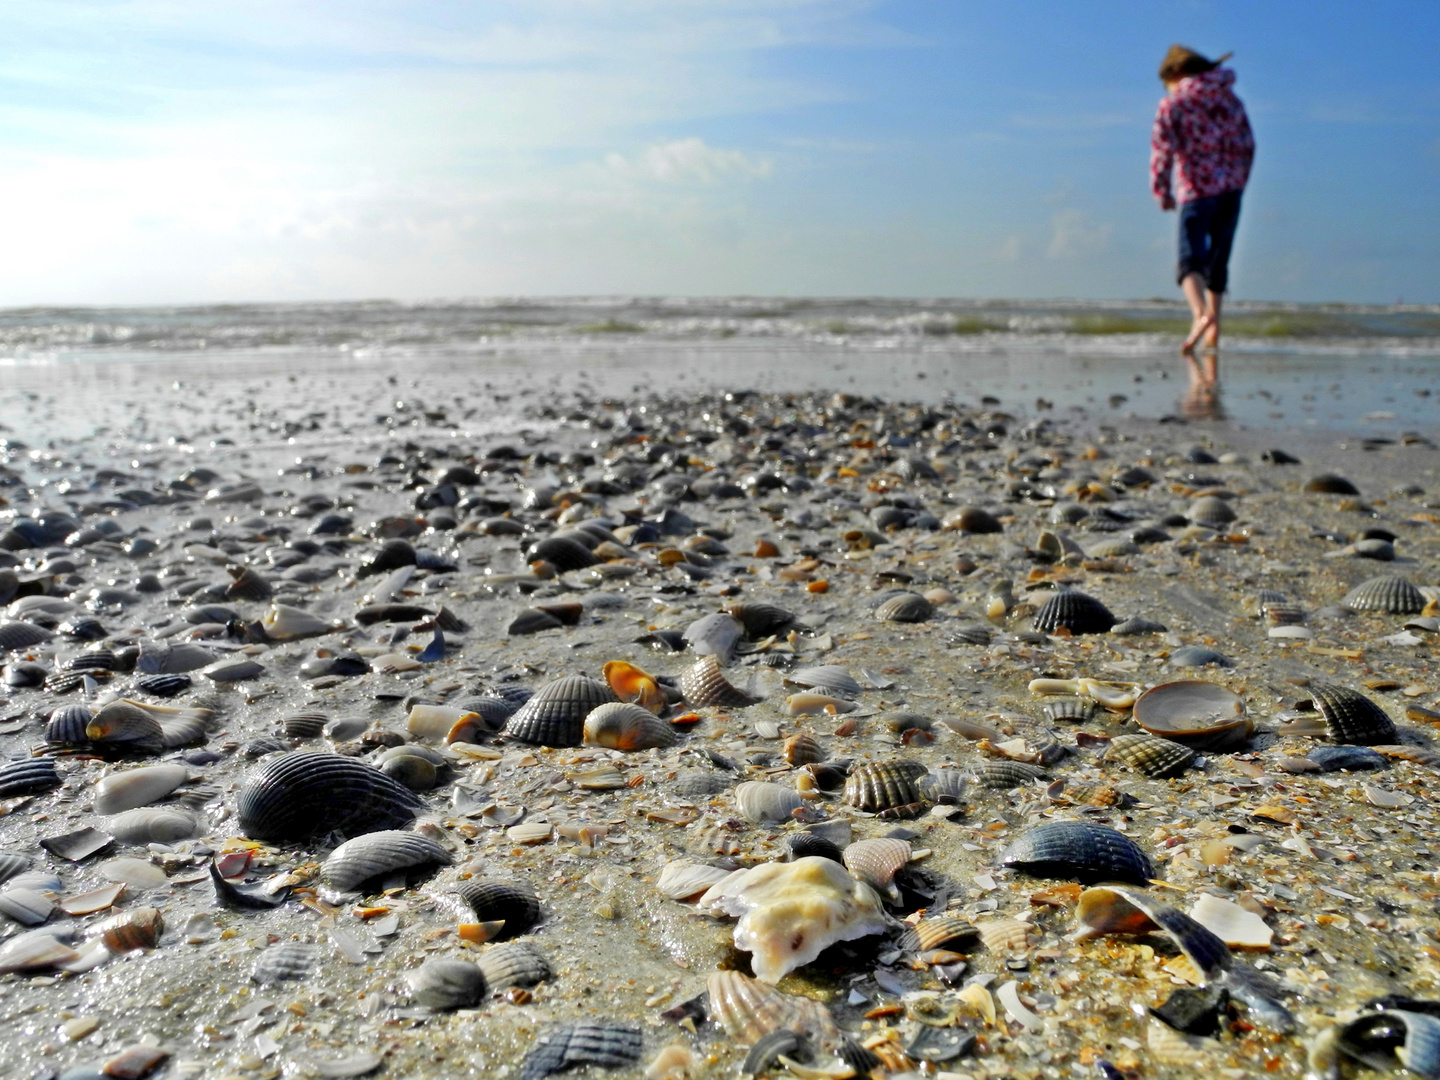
[1150,45,1255,371]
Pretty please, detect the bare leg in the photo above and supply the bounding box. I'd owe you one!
[1179,273,1214,355]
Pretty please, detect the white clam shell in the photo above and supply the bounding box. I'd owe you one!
[656,860,734,902]
[733,781,804,824]
[93,764,190,815]
[1188,893,1273,948]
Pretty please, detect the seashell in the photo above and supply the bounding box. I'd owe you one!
[237,751,424,842]
[40,826,115,861]
[928,767,967,803]
[1338,1010,1440,1079]
[0,620,54,651]
[358,538,417,578]
[1187,495,1237,529]
[1301,683,1396,745]
[678,655,763,708]
[204,656,265,682]
[253,942,321,985]
[136,641,215,674]
[159,714,208,748]
[93,764,190,814]
[782,733,826,766]
[320,830,452,895]
[86,700,165,754]
[1305,472,1360,495]
[842,837,911,901]
[898,916,979,952]
[0,933,81,975]
[95,906,164,952]
[519,1023,642,1080]
[64,647,119,672]
[1343,574,1426,615]
[46,703,95,743]
[452,879,541,940]
[656,860,734,902]
[1132,681,1252,750]
[601,660,666,714]
[226,566,273,602]
[568,764,626,790]
[477,940,552,990]
[948,624,994,645]
[507,675,617,748]
[583,702,678,751]
[0,851,30,886]
[1032,590,1115,635]
[734,780,804,824]
[843,760,929,813]
[706,970,842,1047]
[999,821,1155,886]
[1085,537,1140,559]
[1110,616,1168,635]
[509,608,564,635]
[378,751,439,791]
[945,506,1003,534]
[1371,744,1440,767]
[1043,697,1096,724]
[453,695,519,731]
[407,959,487,1010]
[699,858,887,983]
[787,833,844,862]
[874,592,934,623]
[724,602,799,639]
[0,888,55,925]
[1188,893,1273,948]
[527,535,601,572]
[134,672,192,697]
[282,712,329,738]
[0,757,61,798]
[106,807,199,844]
[784,665,863,699]
[1072,886,1230,985]
[682,612,743,664]
[261,603,333,640]
[1168,645,1232,668]
[974,760,1047,788]
[786,692,856,716]
[1106,733,1197,778]
[975,917,1034,954]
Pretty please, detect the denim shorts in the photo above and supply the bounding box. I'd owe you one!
[1177,190,1243,293]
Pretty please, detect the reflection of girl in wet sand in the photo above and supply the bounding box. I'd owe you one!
[1150,45,1254,376]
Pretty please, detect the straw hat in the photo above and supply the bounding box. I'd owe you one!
[1159,44,1233,82]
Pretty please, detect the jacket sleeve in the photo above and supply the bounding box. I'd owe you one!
[1149,101,1176,210]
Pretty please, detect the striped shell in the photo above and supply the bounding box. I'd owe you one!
[787,833,844,862]
[407,959,487,1010]
[106,808,199,844]
[527,535,601,572]
[843,760,929,813]
[507,676,617,748]
[656,860,735,902]
[64,648,118,672]
[782,733,826,766]
[898,916,979,952]
[724,603,798,639]
[95,906,165,952]
[1343,575,1426,615]
[1303,684,1396,745]
[1032,590,1116,635]
[706,970,842,1048]
[1105,733,1197,778]
[0,621,53,651]
[477,941,552,990]
[1187,495,1237,529]
[0,758,61,799]
[236,751,424,842]
[452,879,541,940]
[253,942,321,985]
[519,1023,642,1080]
[734,781,804,824]
[46,704,95,743]
[320,830,452,894]
[1043,697,1096,723]
[784,665,863,699]
[975,917,1034,953]
[86,701,164,754]
[133,673,192,697]
[281,712,329,738]
[999,821,1155,886]
[678,655,762,708]
[582,702,678,751]
[875,592,934,624]
[929,767,967,803]
[0,851,29,886]
[974,760,1047,788]
[843,837,911,899]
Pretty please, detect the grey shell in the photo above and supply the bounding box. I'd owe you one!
[134,673,192,697]
[1043,697,1096,724]
[520,1023,643,1080]
[253,942,321,985]
[1110,617,1168,635]
[1343,575,1426,615]
[0,758,61,799]
[951,506,1003,534]
[0,621,54,652]
[682,613,743,662]
[784,665,863,699]
[407,959,487,1010]
[509,609,564,635]
[281,712,329,738]
[506,675,618,748]
[452,879,542,940]
[725,602,798,639]
[1105,733,1197,778]
[236,751,424,842]
[734,781,805,824]
[678,655,762,709]
[320,830,452,894]
[1303,684,1396,745]
[527,536,600,572]
[875,592,934,624]
[1032,591,1116,635]
[453,696,519,731]
[1307,745,1388,771]
[136,641,214,674]
[477,941,552,990]
[1187,495,1237,529]
[46,704,95,743]
[974,760,1047,788]
[106,808,200,844]
[1168,645,1233,668]
[843,760,930,813]
[1338,1010,1440,1078]
[999,821,1155,885]
[0,851,30,886]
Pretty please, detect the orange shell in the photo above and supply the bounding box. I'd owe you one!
[602,661,666,715]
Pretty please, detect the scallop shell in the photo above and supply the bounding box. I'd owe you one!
[1187,495,1237,529]
[842,837,911,900]
[687,822,743,856]
[1106,733,1197,778]
[407,959,487,1010]
[106,808,199,844]
[724,602,799,639]
[682,613,743,663]
[507,675,617,748]
[451,879,541,940]
[784,665,864,699]
[282,712,329,738]
[253,942,321,985]
[656,860,734,902]
[975,917,1034,953]
[1043,697,1096,724]
[320,830,452,894]
[929,767,967,804]
[582,702,678,751]
[0,621,54,651]
[898,916,979,952]
[0,851,30,886]
[134,673,192,697]
[86,701,165,754]
[519,1023,642,1080]
[477,940,552,991]
[974,760,1047,788]
[782,733,826,766]
[999,821,1155,885]
[734,780,804,824]
[45,704,95,744]
[678,655,763,708]
[787,833,844,862]
[843,760,929,813]
[236,751,424,842]
[94,906,164,952]
[1343,575,1426,615]
[1132,681,1253,750]
[0,758,61,798]
[1303,683,1396,745]
[1032,590,1116,635]
[875,592,934,624]
[706,969,842,1047]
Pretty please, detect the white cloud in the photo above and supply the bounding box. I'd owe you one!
[604,138,771,184]
[1047,209,1112,259]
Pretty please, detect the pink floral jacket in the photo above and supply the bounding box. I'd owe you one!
[1150,68,1255,209]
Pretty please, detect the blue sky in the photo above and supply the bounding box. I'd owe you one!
[1,1,1437,305]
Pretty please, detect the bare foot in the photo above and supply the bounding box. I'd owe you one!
[1181,312,1215,355]
[1201,323,1220,352]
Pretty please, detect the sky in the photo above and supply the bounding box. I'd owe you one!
[1,1,1438,307]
